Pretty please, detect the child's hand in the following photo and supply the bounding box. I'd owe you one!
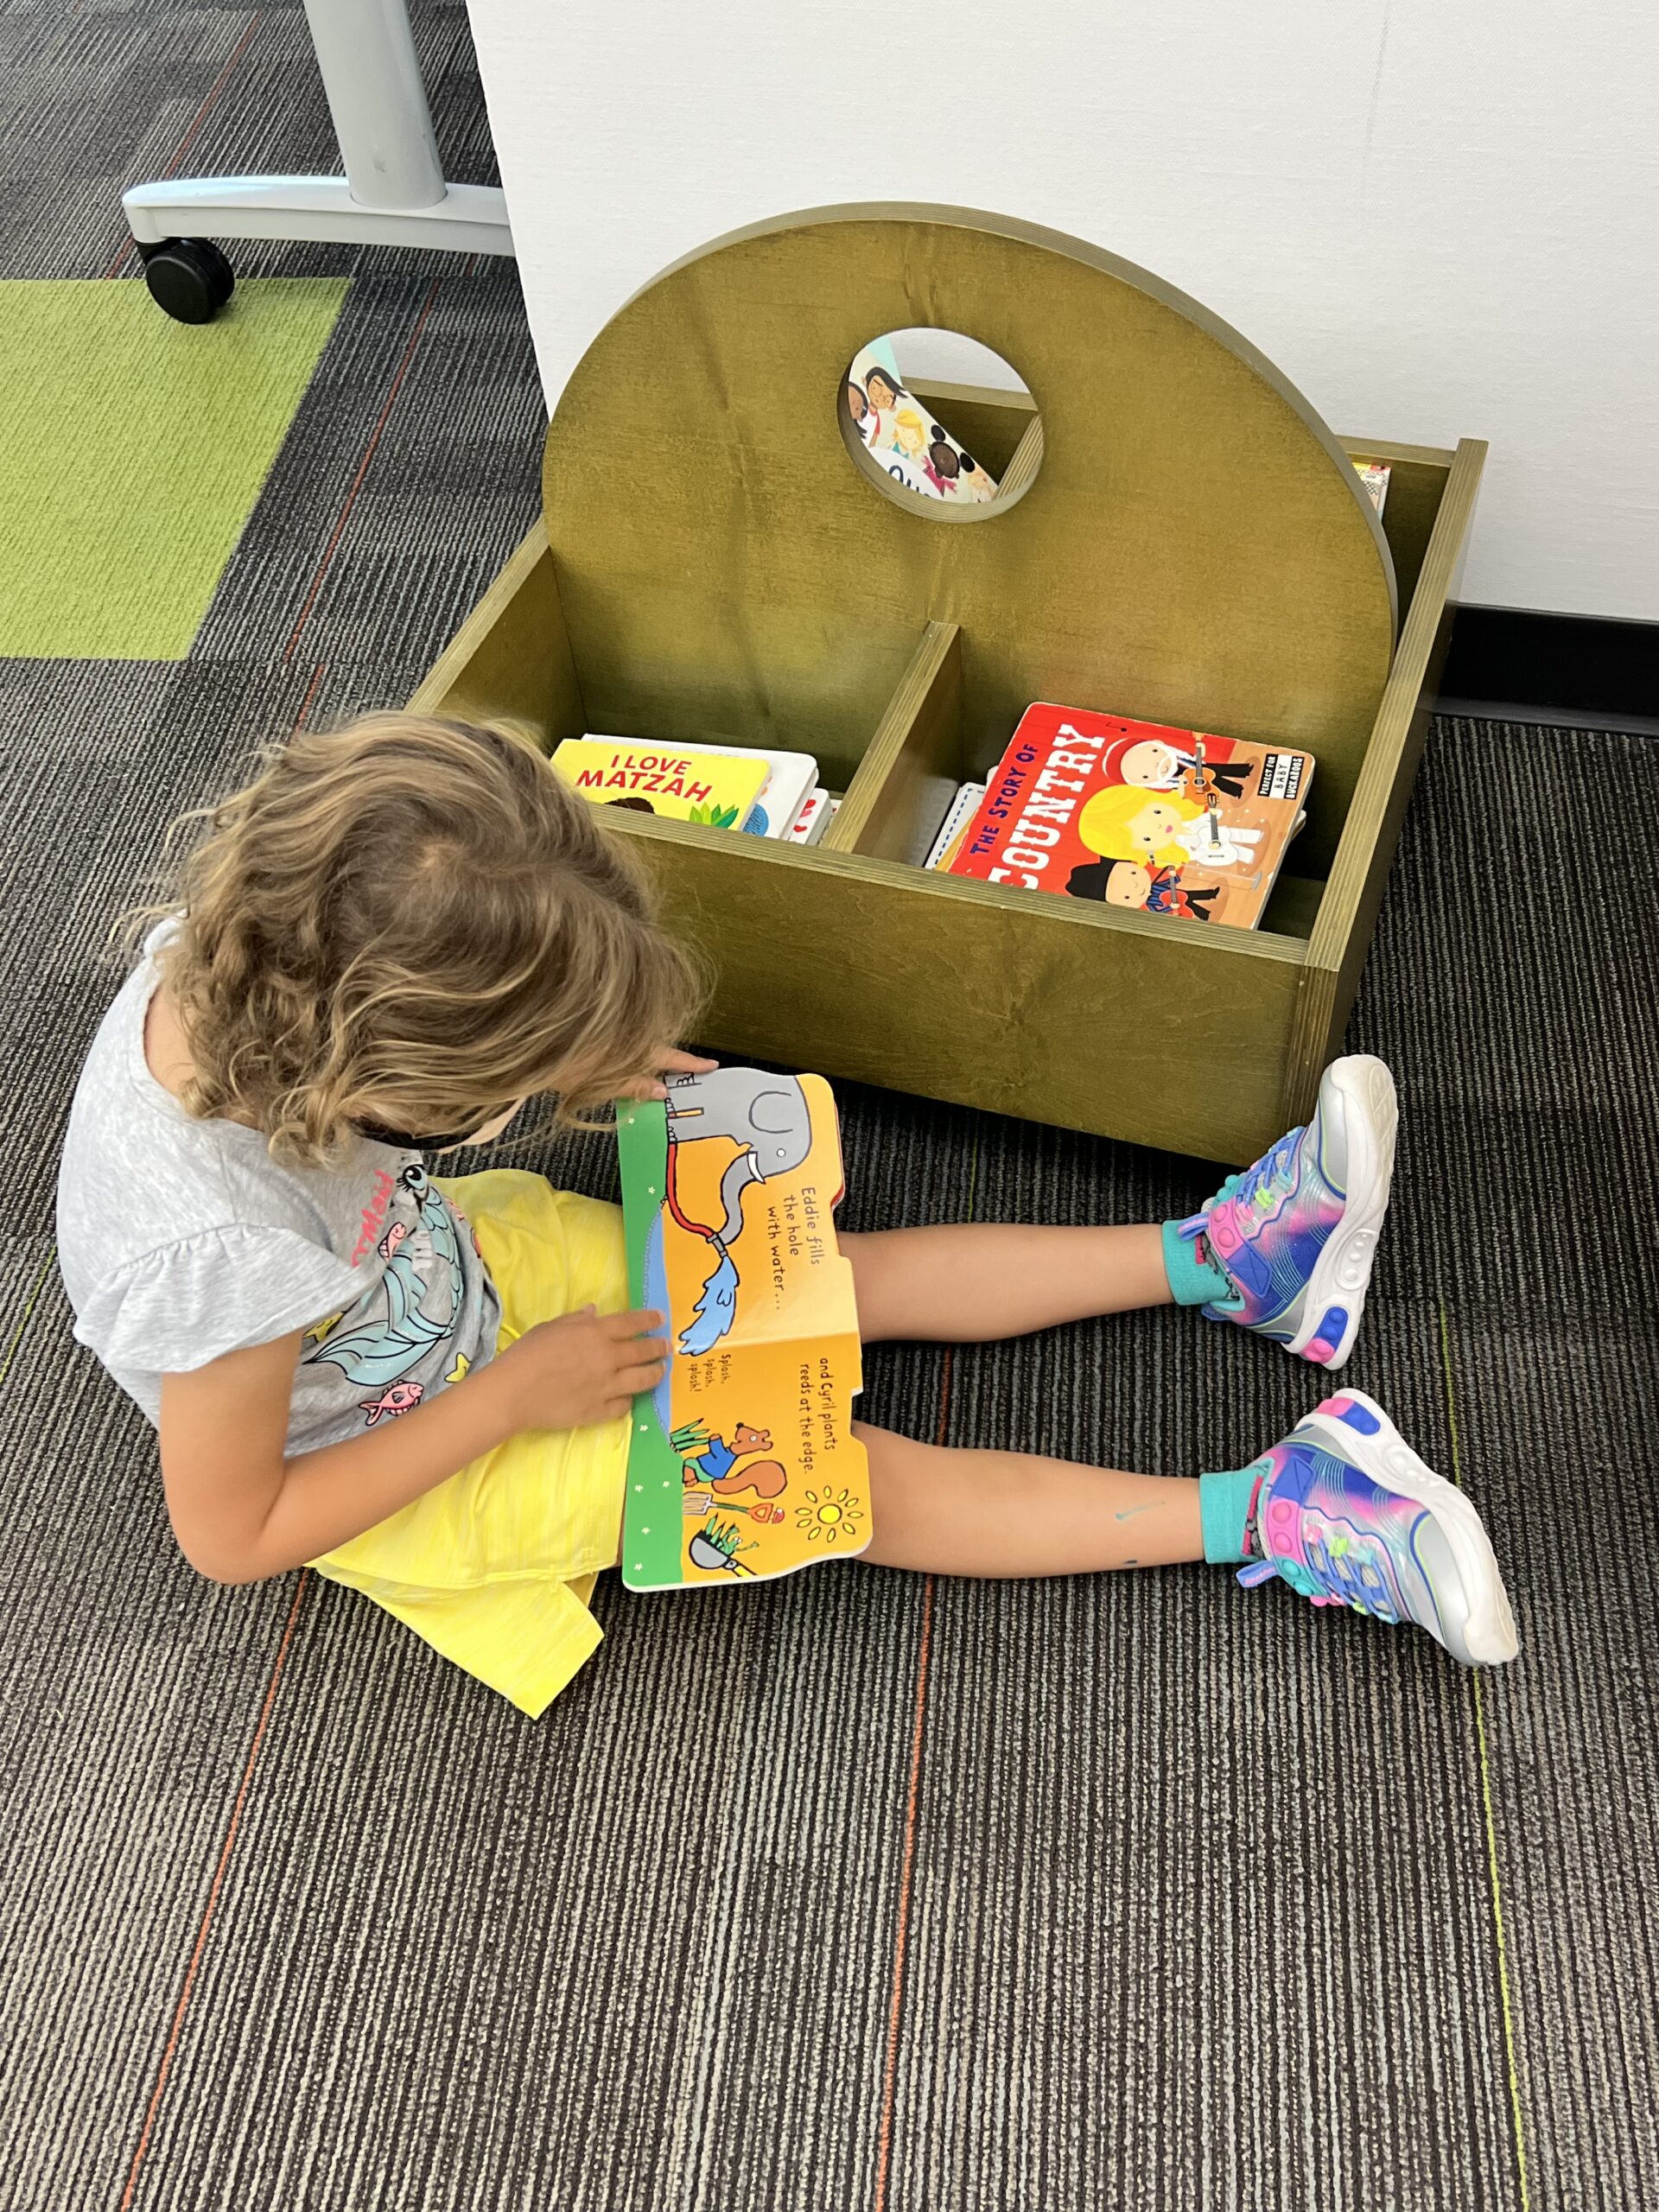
[619,1049,718,1103]
[493,1306,667,1431]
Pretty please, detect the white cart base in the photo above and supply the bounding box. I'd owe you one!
[119,0,514,316]
[121,177,512,258]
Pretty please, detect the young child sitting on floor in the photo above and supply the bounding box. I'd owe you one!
[55,715,1516,1718]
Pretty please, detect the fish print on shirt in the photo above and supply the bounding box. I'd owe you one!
[303,1162,469,1427]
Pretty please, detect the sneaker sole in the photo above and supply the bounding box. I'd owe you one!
[1287,1055,1398,1371]
[1300,1389,1519,1665]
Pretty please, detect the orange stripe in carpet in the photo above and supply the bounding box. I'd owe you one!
[281,276,443,663]
[294,659,327,732]
[874,1568,933,2212]
[104,16,266,279]
[118,1570,308,2209]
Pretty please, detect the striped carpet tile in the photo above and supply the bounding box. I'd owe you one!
[1,0,1656,2196]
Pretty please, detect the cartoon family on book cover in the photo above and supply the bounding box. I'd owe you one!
[949,703,1315,930]
[616,1068,869,1592]
[844,341,1000,505]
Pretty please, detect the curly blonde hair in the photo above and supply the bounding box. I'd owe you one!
[132,713,702,1169]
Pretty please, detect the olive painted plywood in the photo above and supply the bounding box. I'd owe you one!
[541,205,1397,872]
[414,205,1484,1164]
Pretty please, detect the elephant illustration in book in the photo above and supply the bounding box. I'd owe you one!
[654,1069,816,1357]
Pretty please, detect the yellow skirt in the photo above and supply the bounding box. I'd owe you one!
[309,1169,631,1718]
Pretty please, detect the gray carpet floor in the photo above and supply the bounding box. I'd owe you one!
[3,8,1657,2209]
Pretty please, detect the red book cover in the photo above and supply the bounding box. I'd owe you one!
[945,703,1314,930]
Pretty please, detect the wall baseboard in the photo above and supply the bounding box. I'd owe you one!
[1436,604,1659,734]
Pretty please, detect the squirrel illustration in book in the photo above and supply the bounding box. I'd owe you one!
[675,1419,789,1502]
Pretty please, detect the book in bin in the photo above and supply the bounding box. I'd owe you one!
[947,704,1315,931]
[785,786,836,844]
[661,738,818,838]
[551,734,821,838]
[1351,456,1391,514]
[924,779,987,870]
[617,1067,868,1592]
[550,737,770,830]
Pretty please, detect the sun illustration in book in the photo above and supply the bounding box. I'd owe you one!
[795,1485,866,1546]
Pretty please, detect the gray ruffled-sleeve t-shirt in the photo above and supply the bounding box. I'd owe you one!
[55,932,502,1453]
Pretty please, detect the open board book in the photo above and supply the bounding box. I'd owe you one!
[617,1068,870,1592]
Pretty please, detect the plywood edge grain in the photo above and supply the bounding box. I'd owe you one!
[995,416,1046,505]
[1337,435,1456,471]
[908,377,1038,420]
[1280,436,1487,1122]
[823,621,963,858]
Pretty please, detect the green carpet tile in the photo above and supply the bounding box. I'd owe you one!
[0,278,346,658]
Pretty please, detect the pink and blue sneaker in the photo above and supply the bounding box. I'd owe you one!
[1231,1389,1518,1666]
[1176,1054,1398,1370]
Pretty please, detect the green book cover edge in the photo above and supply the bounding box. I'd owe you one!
[615,1098,689,1589]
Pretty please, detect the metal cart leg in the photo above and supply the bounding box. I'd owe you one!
[123,0,512,321]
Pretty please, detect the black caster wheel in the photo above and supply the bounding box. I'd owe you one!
[137,237,235,325]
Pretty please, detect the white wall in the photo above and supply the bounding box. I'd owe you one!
[467,0,1658,620]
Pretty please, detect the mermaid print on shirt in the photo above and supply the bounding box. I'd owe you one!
[305,1163,471,1427]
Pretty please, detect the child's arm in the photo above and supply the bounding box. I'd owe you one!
[158,1306,665,1585]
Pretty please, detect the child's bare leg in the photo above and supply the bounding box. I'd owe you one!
[842,1223,1176,1344]
[855,1420,1202,1575]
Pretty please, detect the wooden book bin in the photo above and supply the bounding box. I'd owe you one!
[413,204,1483,1166]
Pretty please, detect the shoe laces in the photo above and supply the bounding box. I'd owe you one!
[1204,1124,1304,1217]
[1237,1502,1395,1623]
[1237,1126,1304,1209]
[1236,1467,1331,1601]
[1237,1554,1344,1605]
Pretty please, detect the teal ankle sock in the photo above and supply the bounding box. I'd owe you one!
[1198,1464,1264,1565]
[1161,1217,1233,1307]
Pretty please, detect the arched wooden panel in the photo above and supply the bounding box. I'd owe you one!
[541,204,1397,855]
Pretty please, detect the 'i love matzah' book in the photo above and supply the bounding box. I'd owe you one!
[550,738,768,830]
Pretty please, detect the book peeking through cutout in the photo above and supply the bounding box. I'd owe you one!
[844,341,1001,505]
[1351,455,1391,515]
[617,1067,869,1592]
[946,704,1315,931]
